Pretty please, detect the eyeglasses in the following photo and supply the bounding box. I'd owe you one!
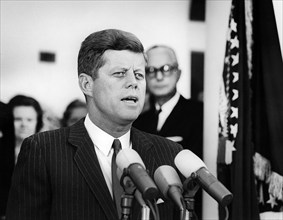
[145,64,178,79]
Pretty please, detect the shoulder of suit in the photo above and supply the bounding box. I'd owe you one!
[132,127,183,151]
[180,95,202,105]
[39,126,69,136]
[178,96,203,111]
[25,126,70,144]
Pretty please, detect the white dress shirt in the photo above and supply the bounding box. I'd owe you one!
[156,92,180,131]
[84,114,131,197]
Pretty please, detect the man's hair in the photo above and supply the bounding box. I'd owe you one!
[146,45,179,67]
[78,29,146,78]
[8,95,43,132]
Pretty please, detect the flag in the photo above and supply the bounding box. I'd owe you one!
[218,0,283,219]
[218,0,257,219]
[252,0,283,214]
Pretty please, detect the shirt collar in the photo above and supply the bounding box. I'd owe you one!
[84,114,131,156]
[155,92,180,112]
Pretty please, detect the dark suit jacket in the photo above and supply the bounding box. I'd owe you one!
[133,95,203,159]
[0,102,15,217]
[6,118,183,220]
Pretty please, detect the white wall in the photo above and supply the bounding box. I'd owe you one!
[204,1,231,219]
[0,0,205,118]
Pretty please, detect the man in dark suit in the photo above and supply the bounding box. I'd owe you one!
[133,45,203,219]
[6,29,183,220]
[0,102,15,219]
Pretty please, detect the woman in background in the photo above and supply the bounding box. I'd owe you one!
[8,95,43,163]
[61,99,87,127]
[0,95,43,219]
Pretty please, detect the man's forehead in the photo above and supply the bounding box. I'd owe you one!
[102,50,146,65]
[146,47,177,65]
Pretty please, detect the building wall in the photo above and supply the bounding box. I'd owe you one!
[1,0,206,117]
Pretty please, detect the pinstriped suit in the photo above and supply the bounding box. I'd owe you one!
[6,118,183,220]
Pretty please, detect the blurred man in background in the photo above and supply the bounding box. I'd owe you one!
[134,45,203,219]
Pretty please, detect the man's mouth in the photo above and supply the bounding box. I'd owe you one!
[121,96,138,103]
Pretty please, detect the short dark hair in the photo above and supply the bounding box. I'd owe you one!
[61,99,86,127]
[78,29,146,78]
[8,95,43,132]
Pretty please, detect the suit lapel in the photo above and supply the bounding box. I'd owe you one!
[159,96,184,134]
[68,119,118,220]
[131,127,156,175]
[131,127,152,155]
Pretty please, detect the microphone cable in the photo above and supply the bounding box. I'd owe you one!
[146,199,160,220]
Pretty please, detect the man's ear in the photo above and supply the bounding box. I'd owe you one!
[79,73,93,97]
[176,69,182,82]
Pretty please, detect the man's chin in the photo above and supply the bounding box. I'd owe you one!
[152,90,168,97]
[122,115,139,125]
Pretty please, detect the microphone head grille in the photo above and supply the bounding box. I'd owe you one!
[174,150,206,178]
[154,165,182,198]
[116,148,145,170]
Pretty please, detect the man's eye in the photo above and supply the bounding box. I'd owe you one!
[113,72,126,77]
[135,73,144,80]
[162,64,170,72]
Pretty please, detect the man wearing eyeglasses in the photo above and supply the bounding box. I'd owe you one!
[133,44,203,219]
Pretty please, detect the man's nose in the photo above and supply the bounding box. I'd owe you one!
[155,70,164,80]
[126,72,138,89]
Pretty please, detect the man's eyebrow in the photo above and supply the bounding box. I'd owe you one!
[120,67,130,71]
[134,67,145,72]
[110,66,129,72]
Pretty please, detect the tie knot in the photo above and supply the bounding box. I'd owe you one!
[112,139,122,155]
[155,106,162,115]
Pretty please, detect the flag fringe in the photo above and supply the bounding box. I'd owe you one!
[268,172,283,201]
[254,152,283,201]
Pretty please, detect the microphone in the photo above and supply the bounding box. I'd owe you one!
[117,168,150,220]
[117,167,146,206]
[116,148,159,200]
[174,150,233,207]
[154,165,185,211]
[116,167,135,219]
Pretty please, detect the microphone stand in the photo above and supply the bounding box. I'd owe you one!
[134,190,150,220]
[140,205,150,220]
[120,169,151,220]
[182,176,200,220]
[121,194,134,220]
[120,171,136,220]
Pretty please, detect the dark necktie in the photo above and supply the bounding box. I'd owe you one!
[111,139,123,218]
[153,106,162,132]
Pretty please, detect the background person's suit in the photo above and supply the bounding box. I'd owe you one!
[133,95,203,158]
[6,118,182,220]
[133,95,203,219]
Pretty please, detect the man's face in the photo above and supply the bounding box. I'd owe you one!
[13,106,37,141]
[146,47,180,98]
[88,50,146,127]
